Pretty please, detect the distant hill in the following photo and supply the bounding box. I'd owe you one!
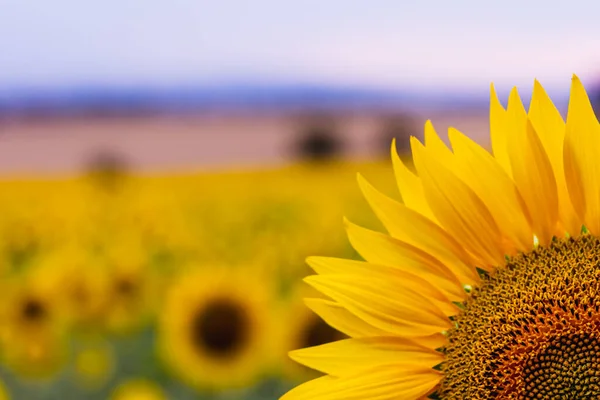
[0,84,494,118]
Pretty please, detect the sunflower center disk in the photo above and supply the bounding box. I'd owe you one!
[441,236,600,399]
[115,277,138,297]
[191,299,249,358]
[21,298,46,322]
[523,333,600,398]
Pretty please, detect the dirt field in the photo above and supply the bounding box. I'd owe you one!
[0,109,490,176]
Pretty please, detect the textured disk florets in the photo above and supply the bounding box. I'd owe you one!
[440,235,600,399]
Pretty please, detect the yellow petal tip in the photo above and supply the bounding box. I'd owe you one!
[302,275,318,286]
[409,135,423,148]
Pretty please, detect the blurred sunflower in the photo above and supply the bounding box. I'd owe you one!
[110,190,194,272]
[283,76,600,399]
[278,286,346,381]
[0,266,69,378]
[73,337,116,389]
[158,267,273,390]
[110,379,166,400]
[102,240,161,334]
[0,213,41,274]
[43,247,110,332]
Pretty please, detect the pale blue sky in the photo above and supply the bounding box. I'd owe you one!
[1,0,600,94]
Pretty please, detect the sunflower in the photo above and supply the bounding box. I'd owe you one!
[278,286,347,381]
[0,212,41,274]
[158,267,273,390]
[0,266,69,378]
[109,379,166,400]
[41,247,110,332]
[101,240,161,334]
[73,337,116,389]
[282,76,600,399]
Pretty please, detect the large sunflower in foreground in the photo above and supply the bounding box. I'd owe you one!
[282,76,600,399]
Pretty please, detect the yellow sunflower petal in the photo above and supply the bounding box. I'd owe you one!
[289,337,443,377]
[490,83,512,176]
[344,221,467,302]
[564,75,600,235]
[304,298,389,338]
[281,375,335,400]
[307,256,463,309]
[305,274,451,337]
[423,120,454,165]
[391,139,437,221]
[280,366,441,400]
[528,79,581,236]
[505,89,559,245]
[409,332,447,349]
[305,298,447,349]
[357,175,478,284]
[411,137,505,268]
[448,127,534,252]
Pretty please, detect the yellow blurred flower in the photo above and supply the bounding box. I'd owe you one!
[158,266,274,390]
[39,246,110,332]
[277,285,346,382]
[73,337,116,389]
[101,239,162,334]
[110,379,166,400]
[0,267,69,378]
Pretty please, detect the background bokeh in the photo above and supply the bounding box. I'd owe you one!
[0,1,599,399]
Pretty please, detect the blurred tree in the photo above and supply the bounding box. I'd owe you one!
[293,115,343,161]
[377,113,415,156]
[84,149,131,192]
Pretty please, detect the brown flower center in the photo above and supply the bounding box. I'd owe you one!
[21,297,47,322]
[440,235,600,399]
[190,298,250,358]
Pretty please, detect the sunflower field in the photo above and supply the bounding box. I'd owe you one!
[0,159,397,400]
